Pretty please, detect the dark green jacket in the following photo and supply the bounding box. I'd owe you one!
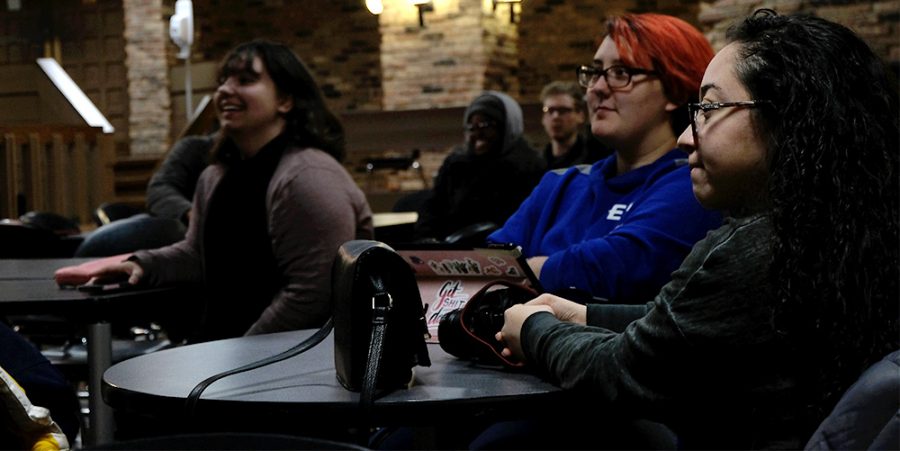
[523,215,804,449]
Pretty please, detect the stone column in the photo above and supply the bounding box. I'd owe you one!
[123,0,171,156]
[699,0,899,60]
[379,0,520,110]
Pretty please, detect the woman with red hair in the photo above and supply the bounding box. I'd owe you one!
[488,13,720,305]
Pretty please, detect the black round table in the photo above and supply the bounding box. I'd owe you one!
[102,329,566,441]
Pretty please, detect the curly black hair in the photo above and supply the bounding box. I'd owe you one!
[212,39,345,163]
[727,9,899,433]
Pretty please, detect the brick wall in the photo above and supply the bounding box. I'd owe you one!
[700,0,899,70]
[162,0,897,117]
[484,0,521,97]
[0,0,895,156]
[517,0,702,101]
[124,0,171,156]
[379,0,492,110]
[181,0,382,112]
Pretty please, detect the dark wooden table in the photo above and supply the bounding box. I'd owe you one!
[0,257,93,280]
[0,258,184,445]
[103,329,566,446]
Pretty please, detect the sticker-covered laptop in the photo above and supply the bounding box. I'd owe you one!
[394,243,542,342]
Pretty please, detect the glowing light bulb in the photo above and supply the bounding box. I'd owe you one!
[366,0,383,15]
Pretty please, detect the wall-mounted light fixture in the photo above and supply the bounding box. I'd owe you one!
[365,0,383,15]
[169,0,195,121]
[492,0,521,23]
[409,0,434,28]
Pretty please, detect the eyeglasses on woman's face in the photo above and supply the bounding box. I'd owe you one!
[687,100,771,145]
[576,65,657,90]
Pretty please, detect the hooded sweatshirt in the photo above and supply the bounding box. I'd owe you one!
[414,91,546,241]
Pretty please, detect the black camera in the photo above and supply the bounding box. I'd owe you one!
[438,281,537,366]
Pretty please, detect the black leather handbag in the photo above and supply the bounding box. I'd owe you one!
[332,240,431,406]
[438,280,538,367]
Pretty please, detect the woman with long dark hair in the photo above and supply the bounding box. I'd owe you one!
[494,10,898,448]
[725,9,899,433]
[90,40,373,342]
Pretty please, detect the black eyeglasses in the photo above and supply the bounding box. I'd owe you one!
[542,106,575,116]
[687,101,771,144]
[576,65,657,89]
[465,121,497,133]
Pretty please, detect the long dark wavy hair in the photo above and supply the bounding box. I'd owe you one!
[212,39,345,162]
[728,10,899,433]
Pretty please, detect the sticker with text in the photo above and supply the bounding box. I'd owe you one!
[427,258,483,276]
[425,279,469,332]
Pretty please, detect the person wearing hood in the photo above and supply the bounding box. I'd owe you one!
[413,91,545,242]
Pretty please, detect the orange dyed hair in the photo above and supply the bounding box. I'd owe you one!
[606,13,714,106]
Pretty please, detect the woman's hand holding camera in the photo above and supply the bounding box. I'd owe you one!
[496,304,552,362]
[528,293,588,324]
[495,294,588,362]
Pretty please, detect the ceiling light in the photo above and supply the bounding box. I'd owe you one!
[365,0,383,15]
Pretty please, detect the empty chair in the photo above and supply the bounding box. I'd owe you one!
[0,222,72,258]
[82,432,370,450]
[93,202,143,227]
[391,189,430,213]
[444,221,498,246]
[19,211,81,237]
[363,149,426,180]
[805,349,900,450]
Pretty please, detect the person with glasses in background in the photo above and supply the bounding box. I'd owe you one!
[489,9,898,449]
[539,81,611,170]
[413,91,545,242]
[487,13,721,304]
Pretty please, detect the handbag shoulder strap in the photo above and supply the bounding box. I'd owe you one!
[361,274,392,409]
[184,318,334,418]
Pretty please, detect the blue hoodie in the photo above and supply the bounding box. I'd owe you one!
[488,150,721,303]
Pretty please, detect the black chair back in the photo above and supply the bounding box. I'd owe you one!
[0,222,70,258]
[443,221,498,246]
[82,432,370,450]
[805,349,900,450]
[93,202,143,226]
[19,211,81,236]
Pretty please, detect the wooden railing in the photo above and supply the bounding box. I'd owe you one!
[1,125,115,225]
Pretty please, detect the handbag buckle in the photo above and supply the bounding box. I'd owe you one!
[372,291,393,310]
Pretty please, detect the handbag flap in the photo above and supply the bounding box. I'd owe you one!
[332,240,431,392]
